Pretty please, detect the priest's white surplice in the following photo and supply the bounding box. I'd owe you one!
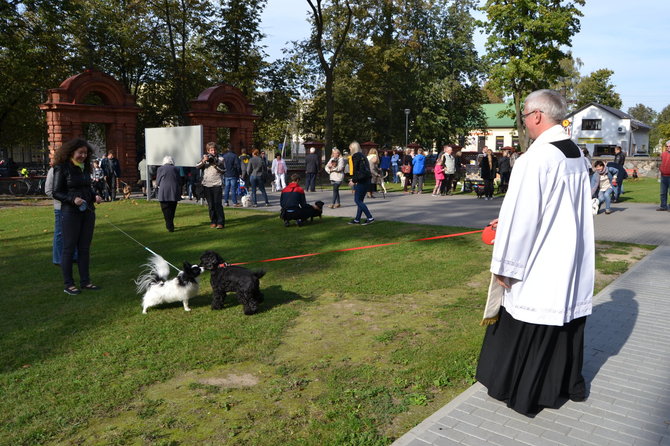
[490,125,595,326]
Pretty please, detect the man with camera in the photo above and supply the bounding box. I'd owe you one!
[196,142,226,228]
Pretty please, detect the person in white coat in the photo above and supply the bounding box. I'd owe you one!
[476,89,595,416]
[271,153,288,192]
[325,148,346,208]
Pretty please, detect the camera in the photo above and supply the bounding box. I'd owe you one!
[206,154,216,164]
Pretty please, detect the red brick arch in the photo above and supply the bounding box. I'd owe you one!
[185,83,259,153]
[40,69,141,183]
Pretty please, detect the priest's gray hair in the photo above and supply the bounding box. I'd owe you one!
[162,155,174,165]
[524,89,567,124]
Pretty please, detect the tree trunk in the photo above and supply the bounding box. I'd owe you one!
[324,70,334,158]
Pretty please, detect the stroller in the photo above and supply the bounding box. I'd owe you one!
[237,178,250,207]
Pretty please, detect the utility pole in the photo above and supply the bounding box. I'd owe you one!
[404,109,410,147]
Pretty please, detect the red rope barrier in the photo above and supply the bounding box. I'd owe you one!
[229,228,484,266]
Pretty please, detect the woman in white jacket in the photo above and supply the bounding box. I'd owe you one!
[271,153,288,191]
[324,148,346,208]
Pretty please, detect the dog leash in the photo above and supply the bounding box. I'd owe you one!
[105,220,181,272]
[228,229,485,266]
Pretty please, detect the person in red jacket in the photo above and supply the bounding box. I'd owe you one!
[658,140,670,211]
[280,174,310,226]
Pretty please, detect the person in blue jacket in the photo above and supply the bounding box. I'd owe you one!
[410,148,426,194]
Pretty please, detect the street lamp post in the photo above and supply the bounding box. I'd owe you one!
[404,109,410,147]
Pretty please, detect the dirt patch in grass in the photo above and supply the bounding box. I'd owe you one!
[199,373,259,388]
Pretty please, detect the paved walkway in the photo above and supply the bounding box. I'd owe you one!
[252,188,670,445]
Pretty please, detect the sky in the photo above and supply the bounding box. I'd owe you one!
[260,0,670,116]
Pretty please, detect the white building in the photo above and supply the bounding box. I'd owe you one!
[564,103,651,156]
[464,103,519,152]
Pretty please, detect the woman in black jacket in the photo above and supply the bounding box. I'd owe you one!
[479,147,498,200]
[347,141,375,225]
[52,138,103,295]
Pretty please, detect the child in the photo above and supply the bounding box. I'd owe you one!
[432,154,445,196]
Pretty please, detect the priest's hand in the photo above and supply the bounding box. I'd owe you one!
[489,218,499,230]
[494,274,511,289]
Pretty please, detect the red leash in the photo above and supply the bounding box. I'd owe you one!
[225,229,484,267]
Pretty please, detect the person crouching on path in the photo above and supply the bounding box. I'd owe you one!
[590,160,618,215]
[196,142,225,229]
[280,174,309,226]
[476,89,594,416]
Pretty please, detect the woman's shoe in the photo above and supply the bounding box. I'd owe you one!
[334,203,341,208]
[64,285,81,295]
[82,283,102,291]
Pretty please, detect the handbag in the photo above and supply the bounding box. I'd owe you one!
[401,164,411,174]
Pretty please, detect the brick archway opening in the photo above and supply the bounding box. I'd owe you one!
[185,83,259,154]
[39,69,141,183]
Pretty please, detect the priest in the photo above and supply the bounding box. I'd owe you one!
[476,89,595,416]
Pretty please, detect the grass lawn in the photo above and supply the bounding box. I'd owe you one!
[612,177,661,204]
[0,199,654,445]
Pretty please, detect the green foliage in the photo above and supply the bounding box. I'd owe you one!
[575,68,622,109]
[650,104,670,152]
[552,52,583,106]
[480,0,585,149]
[206,0,267,98]
[627,104,657,126]
[301,0,486,149]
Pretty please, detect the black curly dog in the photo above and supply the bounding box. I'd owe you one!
[199,250,265,315]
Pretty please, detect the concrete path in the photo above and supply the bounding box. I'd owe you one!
[263,189,669,246]
[252,188,670,445]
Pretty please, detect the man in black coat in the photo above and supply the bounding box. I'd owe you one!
[612,145,627,202]
[100,151,122,201]
[304,147,320,192]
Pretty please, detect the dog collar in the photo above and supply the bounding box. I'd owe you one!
[218,262,231,268]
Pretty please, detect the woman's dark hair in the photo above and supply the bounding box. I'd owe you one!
[53,138,94,170]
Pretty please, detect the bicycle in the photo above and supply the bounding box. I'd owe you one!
[8,177,46,196]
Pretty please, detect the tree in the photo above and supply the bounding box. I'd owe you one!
[0,1,72,150]
[628,104,657,126]
[305,0,353,153]
[207,0,267,98]
[650,104,670,152]
[480,0,585,150]
[298,0,485,150]
[574,68,622,109]
[552,52,582,108]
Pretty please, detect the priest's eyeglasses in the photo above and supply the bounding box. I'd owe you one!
[521,110,543,120]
